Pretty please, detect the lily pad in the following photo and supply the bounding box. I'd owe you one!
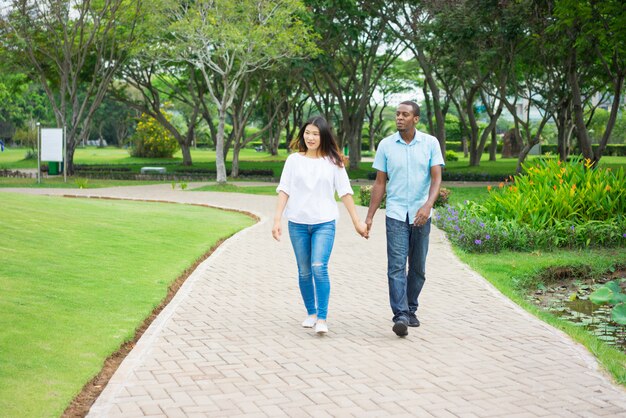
[590,287,613,305]
[611,303,626,325]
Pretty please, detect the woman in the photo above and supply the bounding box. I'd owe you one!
[272,116,368,335]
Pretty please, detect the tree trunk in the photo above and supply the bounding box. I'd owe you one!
[462,136,468,158]
[489,129,497,161]
[423,83,434,135]
[594,74,624,164]
[556,104,570,161]
[231,142,241,178]
[215,106,228,183]
[568,51,593,161]
[416,48,446,155]
[345,121,363,170]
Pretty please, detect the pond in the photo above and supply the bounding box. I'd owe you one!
[527,268,626,352]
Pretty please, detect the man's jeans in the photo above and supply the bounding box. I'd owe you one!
[288,220,335,320]
[385,215,431,320]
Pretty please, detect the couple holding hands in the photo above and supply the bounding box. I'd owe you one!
[272,101,444,337]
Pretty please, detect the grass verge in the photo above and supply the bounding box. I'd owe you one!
[0,192,255,417]
[0,176,165,188]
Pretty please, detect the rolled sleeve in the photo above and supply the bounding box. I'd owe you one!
[276,156,293,195]
[334,165,353,197]
[431,139,445,167]
[372,140,387,172]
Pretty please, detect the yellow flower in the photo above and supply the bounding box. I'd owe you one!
[487,185,492,191]
[605,185,611,191]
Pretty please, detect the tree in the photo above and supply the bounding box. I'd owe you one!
[160,0,317,183]
[113,60,204,165]
[365,59,420,152]
[386,0,449,155]
[428,0,529,167]
[0,0,143,173]
[303,0,403,169]
[554,0,626,165]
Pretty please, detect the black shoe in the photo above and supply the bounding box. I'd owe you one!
[392,317,409,337]
[407,313,420,327]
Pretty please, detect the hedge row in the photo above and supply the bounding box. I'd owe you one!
[540,144,626,156]
[366,171,508,182]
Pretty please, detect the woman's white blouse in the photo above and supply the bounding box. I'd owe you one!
[276,153,353,224]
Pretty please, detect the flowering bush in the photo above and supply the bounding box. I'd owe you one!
[435,158,626,252]
[130,113,179,158]
[483,157,625,228]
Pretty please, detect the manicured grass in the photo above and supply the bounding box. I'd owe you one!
[192,183,278,195]
[0,192,255,417]
[453,245,626,385]
[445,186,489,206]
[0,176,166,188]
[192,183,364,205]
[0,147,287,169]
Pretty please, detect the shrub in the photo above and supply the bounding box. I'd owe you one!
[445,150,459,161]
[435,187,451,207]
[483,157,625,228]
[359,185,385,209]
[359,185,451,209]
[435,158,626,252]
[130,113,179,158]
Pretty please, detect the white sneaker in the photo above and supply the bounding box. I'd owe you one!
[302,315,317,328]
[315,321,328,334]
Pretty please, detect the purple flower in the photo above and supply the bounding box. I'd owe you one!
[479,222,485,228]
[475,239,482,245]
[470,219,476,224]
[623,233,626,238]
[570,225,575,231]
[485,234,491,240]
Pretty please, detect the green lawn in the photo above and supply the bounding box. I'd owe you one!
[0,176,166,188]
[0,192,255,417]
[0,147,287,168]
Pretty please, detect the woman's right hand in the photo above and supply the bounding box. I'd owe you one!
[272,220,282,241]
[355,221,369,239]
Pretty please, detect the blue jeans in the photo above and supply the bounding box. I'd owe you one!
[385,215,431,321]
[288,220,336,320]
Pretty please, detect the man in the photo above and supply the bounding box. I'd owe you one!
[365,100,444,337]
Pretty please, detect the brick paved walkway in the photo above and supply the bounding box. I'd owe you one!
[4,185,626,417]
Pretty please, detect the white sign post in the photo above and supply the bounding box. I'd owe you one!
[38,126,66,183]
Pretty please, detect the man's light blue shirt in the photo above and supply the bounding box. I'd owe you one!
[373,129,445,222]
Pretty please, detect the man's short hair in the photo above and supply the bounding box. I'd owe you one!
[400,100,420,117]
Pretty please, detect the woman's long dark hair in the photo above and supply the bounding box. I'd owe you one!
[291,116,345,167]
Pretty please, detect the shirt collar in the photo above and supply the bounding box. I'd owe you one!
[394,129,422,145]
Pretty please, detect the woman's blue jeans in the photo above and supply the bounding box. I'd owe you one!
[385,216,431,321]
[288,220,335,320]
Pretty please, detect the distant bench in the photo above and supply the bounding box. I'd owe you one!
[140,166,166,174]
